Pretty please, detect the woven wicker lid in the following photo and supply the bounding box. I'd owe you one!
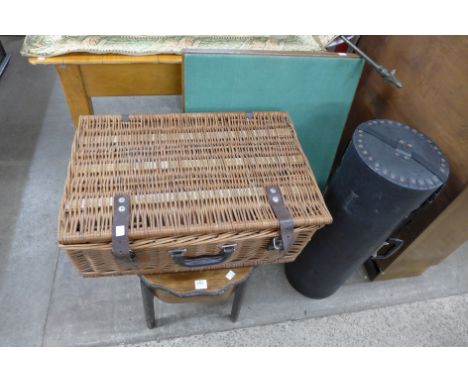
[58,112,332,245]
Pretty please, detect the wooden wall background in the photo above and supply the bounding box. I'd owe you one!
[335,36,468,279]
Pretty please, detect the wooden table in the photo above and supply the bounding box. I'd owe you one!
[29,53,183,127]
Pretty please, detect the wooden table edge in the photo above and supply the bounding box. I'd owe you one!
[28,53,183,65]
[27,50,359,65]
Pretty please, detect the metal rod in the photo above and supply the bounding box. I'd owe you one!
[340,36,402,89]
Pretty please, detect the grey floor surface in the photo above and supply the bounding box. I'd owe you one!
[0,36,467,347]
[139,293,468,346]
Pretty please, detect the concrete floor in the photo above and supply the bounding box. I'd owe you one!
[0,35,467,346]
[139,293,468,346]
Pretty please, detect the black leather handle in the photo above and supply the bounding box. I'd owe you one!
[169,244,236,268]
[373,238,404,260]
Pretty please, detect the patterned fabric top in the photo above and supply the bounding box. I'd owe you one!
[21,35,336,57]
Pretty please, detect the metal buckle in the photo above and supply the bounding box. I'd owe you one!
[219,243,237,253]
[268,237,284,251]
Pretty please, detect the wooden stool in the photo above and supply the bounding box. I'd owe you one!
[139,267,253,329]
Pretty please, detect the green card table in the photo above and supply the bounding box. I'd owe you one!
[184,51,363,189]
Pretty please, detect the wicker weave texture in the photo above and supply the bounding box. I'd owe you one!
[65,226,315,277]
[58,112,331,276]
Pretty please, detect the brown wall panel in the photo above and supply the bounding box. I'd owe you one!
[336,36,468,279]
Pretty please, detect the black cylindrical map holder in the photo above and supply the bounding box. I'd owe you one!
[285,119,449,299]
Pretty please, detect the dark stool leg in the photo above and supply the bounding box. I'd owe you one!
[140,278,156,329]
[230,282,247,322]
[0,41,11,79]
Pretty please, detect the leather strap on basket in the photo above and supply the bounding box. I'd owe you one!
[265,186,294,253]
[112,194,136,267]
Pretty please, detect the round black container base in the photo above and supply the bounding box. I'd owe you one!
[284,263,338,299]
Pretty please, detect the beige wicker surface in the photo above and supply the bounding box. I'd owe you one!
[58,112,332,276]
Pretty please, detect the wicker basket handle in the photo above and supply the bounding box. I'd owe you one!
[169,244,236,268]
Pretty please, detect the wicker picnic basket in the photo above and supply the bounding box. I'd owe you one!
[58,112,332,277]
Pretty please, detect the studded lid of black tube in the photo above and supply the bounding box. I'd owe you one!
[353,120,449,190]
